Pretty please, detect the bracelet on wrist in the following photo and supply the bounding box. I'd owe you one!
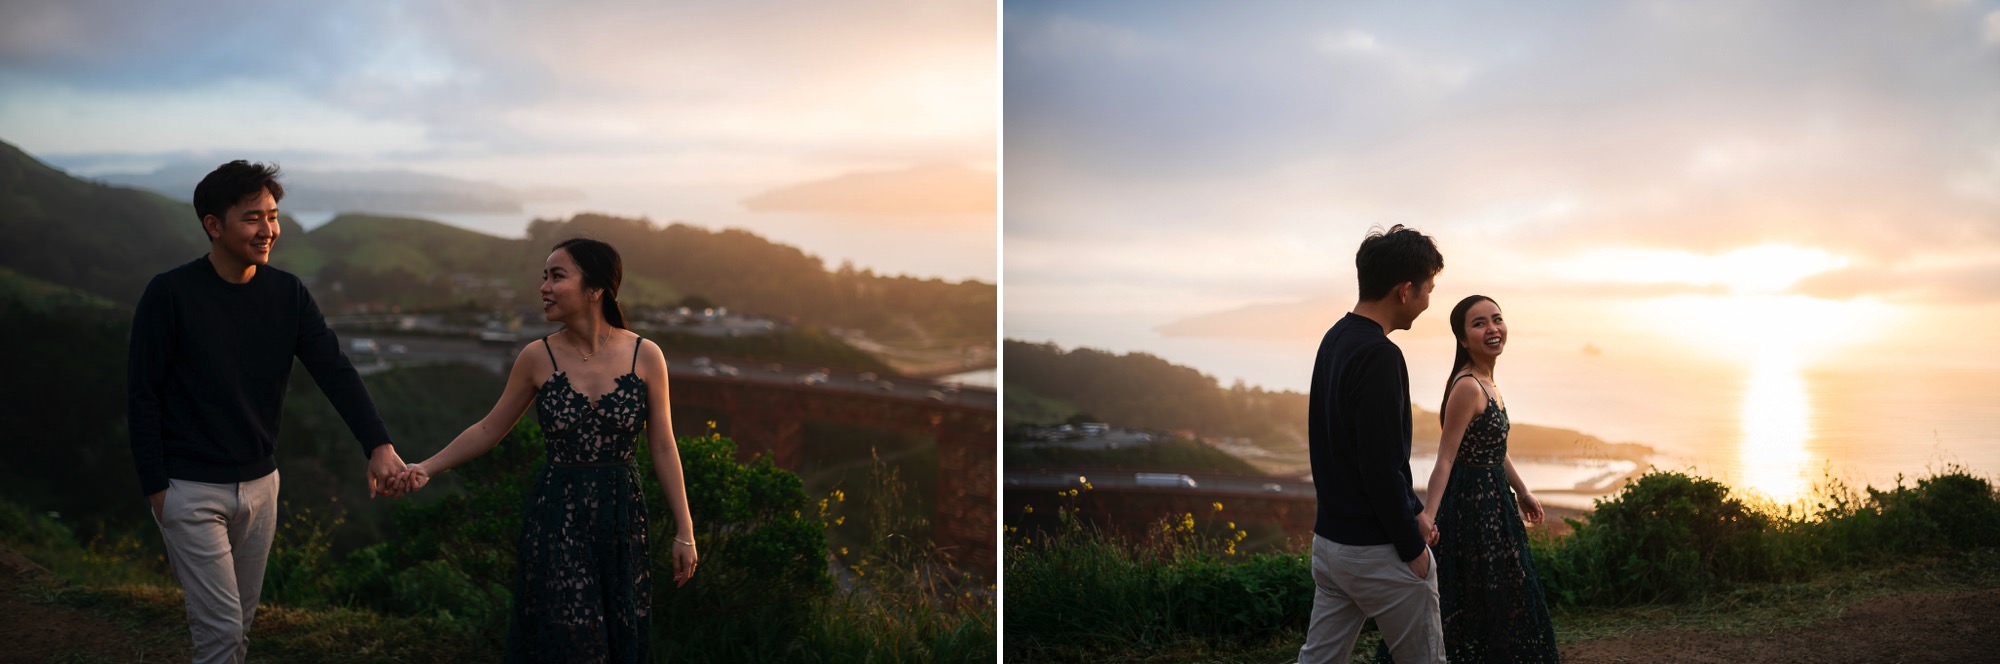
[675,537,696,547]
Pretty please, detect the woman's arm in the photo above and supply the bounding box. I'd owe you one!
[1422,376,1486,534]
[639,339,698,586]
[1502,456,1545,523]
[409,342,543,477]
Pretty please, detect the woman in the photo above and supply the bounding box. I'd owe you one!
[392,238,698,663]
[1394,295,1560,662]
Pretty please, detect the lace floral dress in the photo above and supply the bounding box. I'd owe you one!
[506,337,652,663]
[1426,375,1560,662]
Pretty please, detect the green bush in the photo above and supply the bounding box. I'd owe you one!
[388,559,511,630]
[0,498,74,552]
[1868,468,2000,555]
[344,420,833,660]
[262,504,343,607]
[1539,471,1771,605]
[1005,502,1303,658]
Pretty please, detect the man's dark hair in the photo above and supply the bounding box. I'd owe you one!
[192,160,285,223]
[1355,224,1443,301]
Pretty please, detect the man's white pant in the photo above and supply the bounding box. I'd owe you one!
[1298,534,1443,664]
[153,471,279,664]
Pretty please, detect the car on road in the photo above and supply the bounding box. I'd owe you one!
[1134,473,1199,489]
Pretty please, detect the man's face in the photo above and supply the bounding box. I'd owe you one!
[205,189,279,267]
[1395,276,1435,330]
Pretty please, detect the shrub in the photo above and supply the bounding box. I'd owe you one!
[1869,468,2000,555]
[1540,471,1770,605]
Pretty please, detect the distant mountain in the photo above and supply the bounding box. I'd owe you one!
[0,140,216,303]
[89,162,548,214]
[1004,339,1650,468]
[0,139,994,345]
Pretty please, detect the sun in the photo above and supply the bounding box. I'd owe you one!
[1552,243,1850,296]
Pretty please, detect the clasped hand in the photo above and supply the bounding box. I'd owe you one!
[366,446,431,498]
[384,463,431,495]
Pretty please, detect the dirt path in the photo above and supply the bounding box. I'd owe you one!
[1562,587,2000,663]
[0,546,187,663]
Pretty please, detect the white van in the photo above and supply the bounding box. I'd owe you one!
[1134,473,1198,488]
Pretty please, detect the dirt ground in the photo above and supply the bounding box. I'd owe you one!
[0,546,188,663]
[9,542,2000,663]
[1561,586,2000,663]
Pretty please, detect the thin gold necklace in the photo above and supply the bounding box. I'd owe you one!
[572,331,606,362]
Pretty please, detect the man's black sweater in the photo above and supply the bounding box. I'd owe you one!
[127,256,391,496]
[1309,311,1426,562]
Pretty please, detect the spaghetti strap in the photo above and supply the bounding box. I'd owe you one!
[630,336,643,372]
[1450,372,1491,400]
[543,336,559,371]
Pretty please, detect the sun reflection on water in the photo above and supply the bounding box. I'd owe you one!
[1738,347,1813,504]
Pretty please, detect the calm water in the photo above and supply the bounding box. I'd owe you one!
[944,368,997,388]
[1009,312,2000,505]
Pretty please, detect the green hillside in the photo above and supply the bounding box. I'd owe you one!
[0,141,208,304]
[0,139,993,346]
[0,266,119,312]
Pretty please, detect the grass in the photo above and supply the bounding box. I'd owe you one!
[0,441,994,663]
[1004,467,2000,663]
[1547,546,2000,643]
[1013,548,2000,664]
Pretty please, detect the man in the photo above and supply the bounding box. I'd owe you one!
[127,160,409,664]
[1298,224,1446,664]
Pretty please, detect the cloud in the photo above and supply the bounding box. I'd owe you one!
[1,1,996,167]
[1792,256,2000,304]
[1009,14,1163,60]
[1985,10,2000,45]
[741,163,996,218]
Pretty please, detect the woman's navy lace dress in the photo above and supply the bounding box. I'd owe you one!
[1431,375,1560,662]
[506,337,652,663]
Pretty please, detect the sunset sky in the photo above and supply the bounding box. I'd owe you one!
[0,0,997,280]
[1006,0,2000,497]
[1009,0,2000,364]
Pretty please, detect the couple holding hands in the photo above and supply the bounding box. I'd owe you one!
[130,160,694,664]
[1299,225,1561,663]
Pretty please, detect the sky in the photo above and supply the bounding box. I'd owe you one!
[1004,0,2000,496]
[0,0,998,281]
[1008,0,2000,365]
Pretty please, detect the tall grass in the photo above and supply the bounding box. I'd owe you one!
[1005,492,1310,659]
[1,426,992,663]
[1005,466,2000,660]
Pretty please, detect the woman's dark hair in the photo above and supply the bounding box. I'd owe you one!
[553,238,627,329]
[1355,224,1443,302]
[192,160,285,223]
[1441,294,1498,424]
